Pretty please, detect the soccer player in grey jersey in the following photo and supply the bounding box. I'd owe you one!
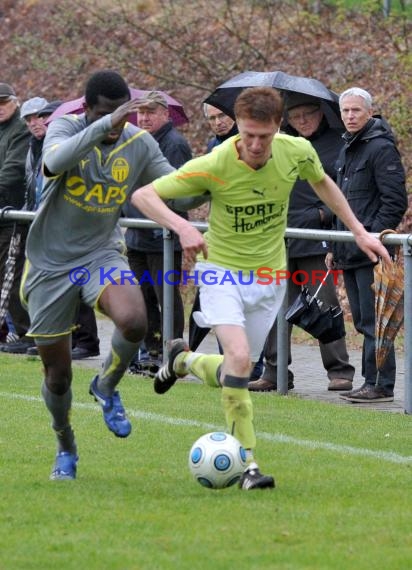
[21,70,174,480]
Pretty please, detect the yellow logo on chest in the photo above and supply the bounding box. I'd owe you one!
[112,158,129,183]
[66,176,127,205]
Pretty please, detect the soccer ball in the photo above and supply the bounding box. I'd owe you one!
[188,432,247,489]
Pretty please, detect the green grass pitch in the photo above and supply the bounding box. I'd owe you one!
[0,354,411,570]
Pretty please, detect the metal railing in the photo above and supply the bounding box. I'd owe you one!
[2,208,411,413]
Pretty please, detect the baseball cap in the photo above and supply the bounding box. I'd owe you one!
[136,91,168,109]
[0,83,16,100]
[285,93,321,111]
[37,100,63,118]
[20,97,49,119]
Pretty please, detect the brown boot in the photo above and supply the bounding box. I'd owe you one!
[328,378,353,391]
[248,378,277,392]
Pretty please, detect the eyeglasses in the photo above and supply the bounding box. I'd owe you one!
[287,107,320,122]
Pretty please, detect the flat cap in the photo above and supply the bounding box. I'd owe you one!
[136,91,168,109]
[20,97,49,119]
[0,83,16,99]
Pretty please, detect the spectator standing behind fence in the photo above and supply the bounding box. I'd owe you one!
[20,70,175,480]
[249,93,355,393]
[0,96,48,354]
[204,102,238,151]
[21,97,49,211]
[131,87,390,490]
[0,83,30,347]
[328,87,407,403]
[124,91,192,374]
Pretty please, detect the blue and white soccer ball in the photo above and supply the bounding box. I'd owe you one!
[188,432,247,489]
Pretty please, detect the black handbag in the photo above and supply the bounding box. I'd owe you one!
[284,270,345,344]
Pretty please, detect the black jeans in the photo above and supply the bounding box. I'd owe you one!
[127,249,185,354]
[344,264,396,392]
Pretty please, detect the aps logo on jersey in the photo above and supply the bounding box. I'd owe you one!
[65,157,131,206]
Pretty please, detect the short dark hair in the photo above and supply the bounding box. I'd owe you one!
[234,87,284,124]
[85,70,130,107]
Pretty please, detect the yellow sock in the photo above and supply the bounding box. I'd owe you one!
[221,384,256,450]
[175,352,224,388]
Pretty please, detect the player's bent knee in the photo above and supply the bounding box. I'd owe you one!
[224,351,251,375]
[45,372,72,395]
[120,315,147,342]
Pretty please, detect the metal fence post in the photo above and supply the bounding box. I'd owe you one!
[162,228,174,361]
[277,252,290,395]
[277,287,290,395]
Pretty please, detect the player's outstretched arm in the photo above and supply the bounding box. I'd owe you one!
[131,184,208,263]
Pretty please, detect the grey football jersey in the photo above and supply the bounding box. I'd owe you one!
[26,113,173,270]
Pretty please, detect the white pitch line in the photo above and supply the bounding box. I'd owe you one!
[1,391,411,465]
[257,432,412,465]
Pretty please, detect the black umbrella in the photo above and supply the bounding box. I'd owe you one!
[204,70,341,128]
[284,272,345,344]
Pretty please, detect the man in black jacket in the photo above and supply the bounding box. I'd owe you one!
[249,93,355,393]
[0,82,30,347]
[330,87,407,403]
[123,91,192,371]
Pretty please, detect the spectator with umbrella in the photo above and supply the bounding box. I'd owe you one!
[203,70,343,128]
[204,102,238,152]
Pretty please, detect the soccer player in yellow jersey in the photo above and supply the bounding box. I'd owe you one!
[132,87,390,490]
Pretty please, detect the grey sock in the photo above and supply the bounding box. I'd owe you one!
[41,381,76,454]
[98,328,140,395]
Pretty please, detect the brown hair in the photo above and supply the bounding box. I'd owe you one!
[234,87,284,124]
